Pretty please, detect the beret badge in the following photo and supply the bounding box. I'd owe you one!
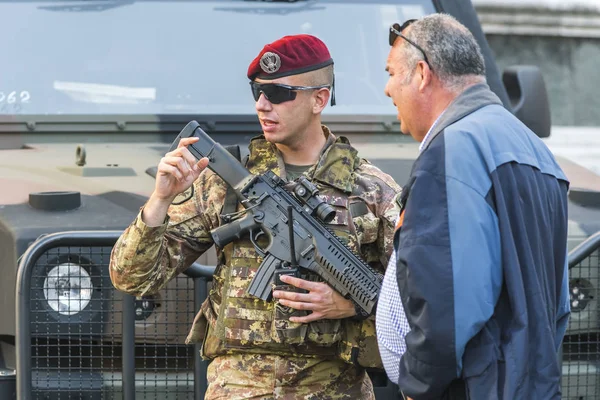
[259,51,281,74]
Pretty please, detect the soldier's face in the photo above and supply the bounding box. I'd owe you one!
[254,76,315,146]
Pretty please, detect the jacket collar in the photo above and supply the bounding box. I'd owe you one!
[420,82,503,152]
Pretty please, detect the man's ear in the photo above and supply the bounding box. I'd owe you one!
[313,88,330,113]
[417,61,433,92]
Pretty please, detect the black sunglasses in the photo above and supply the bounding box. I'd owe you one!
[250,81,331,104]
[389,19,431,70]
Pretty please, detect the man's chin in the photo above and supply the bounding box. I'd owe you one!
[263,131,284,144]
[398,122,409,136]
[399,127,419,142]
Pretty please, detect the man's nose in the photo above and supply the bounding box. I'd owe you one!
[384,81,391,98]
[255,92,272,111]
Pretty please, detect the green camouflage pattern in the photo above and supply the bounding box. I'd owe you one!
[109,125,401,374]
[204,353,375,400]
[109,167,228,296]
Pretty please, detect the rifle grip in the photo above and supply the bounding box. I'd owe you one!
[211,213,259,248]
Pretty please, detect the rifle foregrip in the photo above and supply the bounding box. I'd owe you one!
[311,246,381,315]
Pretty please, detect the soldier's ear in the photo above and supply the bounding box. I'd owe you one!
[312,88,330,114]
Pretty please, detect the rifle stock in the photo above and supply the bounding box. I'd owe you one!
[169,120,252,189]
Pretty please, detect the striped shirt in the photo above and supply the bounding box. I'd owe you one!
[376,246,410,384]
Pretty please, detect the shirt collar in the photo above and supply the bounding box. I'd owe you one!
[419,108,447,153]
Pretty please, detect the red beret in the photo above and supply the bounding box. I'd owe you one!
[247,34,334,81]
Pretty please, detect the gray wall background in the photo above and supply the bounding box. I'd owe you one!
[485,34,600,127]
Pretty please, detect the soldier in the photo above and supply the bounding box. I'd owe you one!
[109,34,401,399]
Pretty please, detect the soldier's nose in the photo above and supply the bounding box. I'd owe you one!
[255,93,272,111]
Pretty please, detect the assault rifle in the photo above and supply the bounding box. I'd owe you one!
[170,121,382,314]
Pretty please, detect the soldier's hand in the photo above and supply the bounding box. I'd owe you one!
[272,275,356,322]
[155,137,209,201]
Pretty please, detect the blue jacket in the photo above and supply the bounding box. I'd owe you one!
[395,83,570,399]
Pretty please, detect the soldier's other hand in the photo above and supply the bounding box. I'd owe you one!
[272,275,356,322]
[155,137,209,201]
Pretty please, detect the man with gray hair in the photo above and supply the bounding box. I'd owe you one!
[376,13,570,400]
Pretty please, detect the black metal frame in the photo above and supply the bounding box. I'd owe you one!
[563,230,600,400]
[569,231,600,268]
[15,230,214,400]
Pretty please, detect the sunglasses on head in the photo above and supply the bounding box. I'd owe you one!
[250,81,331,104]
[389,19,432,70]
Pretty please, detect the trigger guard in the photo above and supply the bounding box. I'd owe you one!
[250,229,267,257]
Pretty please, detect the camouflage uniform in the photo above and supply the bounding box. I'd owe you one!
[204,353,374,400]
[110,126,401,399]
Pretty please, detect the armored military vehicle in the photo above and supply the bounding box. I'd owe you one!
[1,0,599,399]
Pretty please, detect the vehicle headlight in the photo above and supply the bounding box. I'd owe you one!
[43,263,93,315]
[569,278,594,313]
[135,295,158,321]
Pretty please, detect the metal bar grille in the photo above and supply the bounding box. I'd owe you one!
[30,245,122,399]
[16,231,206,400]
[130,266,195,400]
[563,232,600,400]
[17,231,600,399]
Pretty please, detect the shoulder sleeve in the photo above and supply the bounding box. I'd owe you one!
[109,170,227,295]
[378,191,402,268]
[353,161,403,269]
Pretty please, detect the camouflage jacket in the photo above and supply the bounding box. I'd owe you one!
[110,126,401,368]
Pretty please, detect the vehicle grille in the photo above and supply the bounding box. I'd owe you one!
[563,249,600,400]
[28,245,197,399]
